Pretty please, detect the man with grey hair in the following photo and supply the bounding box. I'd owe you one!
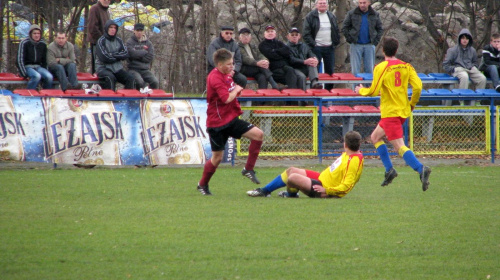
[342,0,383,77]
[302,0,340,81]
[207,26,247,88]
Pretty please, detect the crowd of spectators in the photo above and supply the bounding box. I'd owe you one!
[13,0,500,94]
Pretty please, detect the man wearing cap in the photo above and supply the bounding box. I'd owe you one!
[302,0,340,78]
[258,25,302,89]
[342,0,383,76]
[286,27,322,90]
[126,23,159,90]
[237,27,283,90]
[207,26,247,88]
[16,24,53,89]
[95,20,135,90]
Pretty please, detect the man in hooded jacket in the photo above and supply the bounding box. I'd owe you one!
[443,28,486,106]
[16,24,53,89]
[95,20,135,91]
[443,29,486,91]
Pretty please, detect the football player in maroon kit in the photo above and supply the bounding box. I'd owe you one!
[197,48,264,195]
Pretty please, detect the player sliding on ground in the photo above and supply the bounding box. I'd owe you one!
[355,37,431,191]
[247,131,363,198]
[197,48,264,195]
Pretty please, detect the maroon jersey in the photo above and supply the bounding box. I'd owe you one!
[206,68,242,128]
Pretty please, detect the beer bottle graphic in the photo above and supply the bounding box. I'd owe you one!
[140,100,207,165]
[0,95,25,161]
[42,98,122,165]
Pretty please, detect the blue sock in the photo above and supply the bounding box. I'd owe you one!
[375,142,393,172]
[262,174,286,193]
[402,149,423,173]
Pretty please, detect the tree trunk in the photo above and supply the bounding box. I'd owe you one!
[0,0,5,71]
[335,0,349,72]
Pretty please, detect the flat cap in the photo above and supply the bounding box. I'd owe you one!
[239,27,251,34]
[134,23,145,30]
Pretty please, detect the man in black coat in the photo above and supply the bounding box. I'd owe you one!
[258,25,301,89]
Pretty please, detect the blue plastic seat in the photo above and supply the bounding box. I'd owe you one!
[451,89,482,96]
[475,89,499,96]
[355,73,373,80]
[428,88,453,96]
[417,73,435,81]
[428,73,459,80]
[408,88,428,96]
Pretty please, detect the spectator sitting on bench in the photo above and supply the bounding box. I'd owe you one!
[95,20,135,91]
[286,27,322,90]
[207,26,247,88]
[479,33,500,93]
[237,27,284,90]
[259,25,302,89]
[47,30,78,91]
[16,24,53,90]
[126,23,159,91]
[443,28,486,105]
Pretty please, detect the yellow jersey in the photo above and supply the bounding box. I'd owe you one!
[318,152,364,197]
[359,59,422,119]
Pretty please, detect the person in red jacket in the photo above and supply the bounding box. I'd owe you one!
[197,48,264,195]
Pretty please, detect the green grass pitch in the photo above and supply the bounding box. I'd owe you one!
[0,164,498,279]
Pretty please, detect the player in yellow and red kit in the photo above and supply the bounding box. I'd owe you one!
[355,37,431,191]
[247,131,364,198]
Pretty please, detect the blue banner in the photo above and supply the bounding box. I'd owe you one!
[0,90,233,166]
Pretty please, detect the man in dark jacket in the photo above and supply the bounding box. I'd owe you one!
[238,27,282,90]
[342,0,383,76]
[207,26,247,88]
[259,25,301,89]
[96,20,135,90]
[286,27,322,90]
[16,24,53,89]
[87,0,110,74]
[479,33,500,92]
[126,23,159,90]
[302,0,340,76]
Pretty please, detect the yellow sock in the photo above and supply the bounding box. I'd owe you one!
[399,146,410,157]
[374,141,385,149]
[280,170,288,184]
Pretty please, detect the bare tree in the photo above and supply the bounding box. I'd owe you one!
[335,0,349,72]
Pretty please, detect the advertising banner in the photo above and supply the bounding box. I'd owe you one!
[0,91,234,166]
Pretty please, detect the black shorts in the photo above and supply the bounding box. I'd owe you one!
[306,179,323,198]
[307,179,340,198]
[207,118,255,151]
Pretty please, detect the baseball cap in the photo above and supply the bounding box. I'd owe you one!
[289,27,299,33]
[239,27,251,34]
[134,23,145,30]
[265,25,275,31]
[221,26,234,31]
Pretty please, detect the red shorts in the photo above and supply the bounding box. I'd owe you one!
[379,117,407,141]
[305,170,320,180]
